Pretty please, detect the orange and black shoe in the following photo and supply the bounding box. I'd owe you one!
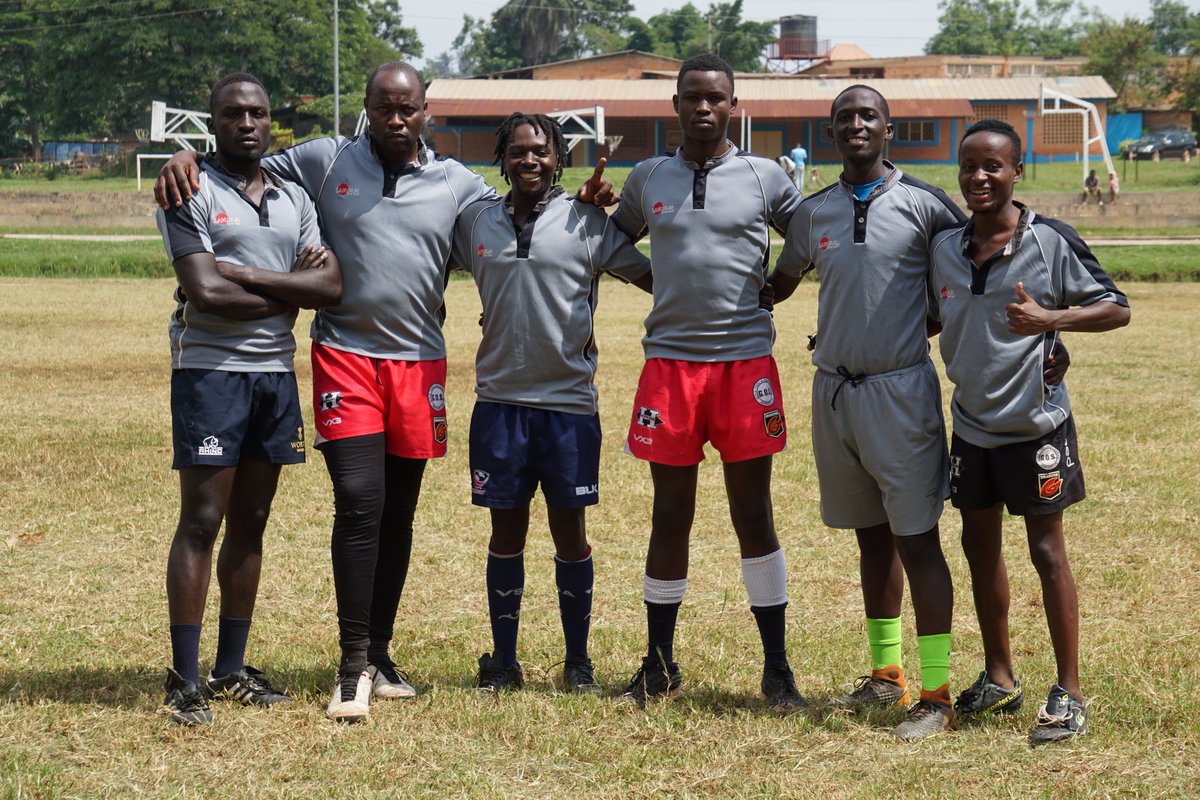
[893,684,955,741]
[830,665,910,711]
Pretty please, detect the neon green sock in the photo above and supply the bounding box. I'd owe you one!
[866,616,903,671]
[917,632,951,691]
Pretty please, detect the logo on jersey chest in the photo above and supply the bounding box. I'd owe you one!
[818,236,840,251]
[477,243,494,258]
[651,201,677,216]
[214,212,241,226]
[335,182,360,197]
[940,286,957,300]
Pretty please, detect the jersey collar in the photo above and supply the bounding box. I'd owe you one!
[677,141,738,171]
[959,201,1035,261]
[837,160,901,202]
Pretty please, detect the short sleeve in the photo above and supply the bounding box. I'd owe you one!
[775,200,814,277]
[584,203,650,282]
[610,160,651,243]
[157,177,212,261]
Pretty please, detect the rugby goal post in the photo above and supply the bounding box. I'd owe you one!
[137,101,216,190]
[548,106,605,155]
[1039,85,1116,186]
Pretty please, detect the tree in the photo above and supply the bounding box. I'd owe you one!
[924,0,1088,56]
[1081,17,1166,110]
[646,1,774,71]
[1148,0,1200,55]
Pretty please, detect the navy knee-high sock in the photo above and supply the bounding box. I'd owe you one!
[486,550,524,667]
[555,549,593,662]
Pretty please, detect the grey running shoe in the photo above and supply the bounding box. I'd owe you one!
[830,666,910,710]
[563,657,602,695]
[326,670,371,723]
[619,654,682,708]
[954,671,1024,719]
[204,665,291,706]
[761,661,808,710]
[1029,684,1088,744]
[163,668,213,726]
[893,687,955,741]
[476,652,524,695]
[368,658,417,699]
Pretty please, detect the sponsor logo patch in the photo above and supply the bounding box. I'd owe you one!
[636,406,662,429]
[432,416,447,444]
[762,410,784,438]
[1038,471,1063,500]
[427,383,446,411]
[574,484,598,496]
[335,183,360,197]
[477,243,494,258]
[472,469,490,495]
[1036,444,1061,470]
[214,212,241,226]
[321,417,342,426]
[818,236,840,251]
[291,426,305,453]
[752,377,775,407]
[651,201,676,216]
[631,433,653,445]
[940,286,956,300]
[198,435,224,456]
[320,391,342,411]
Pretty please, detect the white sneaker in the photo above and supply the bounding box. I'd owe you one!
[368,660,417,699]
[326,670,371,723]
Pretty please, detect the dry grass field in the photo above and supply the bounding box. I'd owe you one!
[0,277,1197,799]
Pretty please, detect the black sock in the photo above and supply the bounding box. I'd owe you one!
[751,602,788,665]
[646,601,681,664]
[555,551,594,663]
[487,551,524,667]
[169,623,202,686]
[212,616,252,678]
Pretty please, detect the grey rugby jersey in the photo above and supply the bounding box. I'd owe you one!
[776,165,966,375]
[451,187,651,415]
[611,144,801,362]
[264,135,496,360]
[930,204,1128,448]
[157,157,321,372]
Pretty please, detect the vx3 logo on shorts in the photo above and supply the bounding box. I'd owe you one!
[198,436,223,456]
[636,406,662,429]
[320,391,342,411]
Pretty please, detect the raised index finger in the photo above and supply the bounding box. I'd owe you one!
[588,157,608,186]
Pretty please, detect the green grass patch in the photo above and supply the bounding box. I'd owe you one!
[1092,245,1200,281]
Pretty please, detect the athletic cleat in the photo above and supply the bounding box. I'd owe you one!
[761,661,808,710]
[367,658,417,699]
[476,652,524,695]
[893,685,955,741]
[204,665,291,706]
[830,665,910,710]
[954,670,1024,719]
[326,670,371,724]
[619,654,682,708]
[562,657,602,695]
[163,667,213,727]
[1029,684,1088,744]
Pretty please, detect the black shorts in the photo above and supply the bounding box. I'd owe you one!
[171,369,306,469]
[949,417,1085,516]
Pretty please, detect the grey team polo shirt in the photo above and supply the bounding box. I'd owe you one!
[451,187,651,416]
[776,165,966,376]
[156,157,321,372]
[263,136,496,360]
[611,144,801,362]
[930,203,1128,448]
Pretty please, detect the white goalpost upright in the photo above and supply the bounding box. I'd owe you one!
[1038,84,1116,186]
[137,101,216,190]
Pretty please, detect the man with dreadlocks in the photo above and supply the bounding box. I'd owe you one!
[451,113,652,695]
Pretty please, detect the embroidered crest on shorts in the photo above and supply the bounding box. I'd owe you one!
[763,409,784,438]
[752,377,775,407]
[428,383,446,411]
[320,391,342,411]
[432,416,448,444]
[636,406,662,429]
[1035,444,1061,470]
[291,426,305,453]
[198,436,224,456]
[472,469,490,495]
[1038,471,1063,500]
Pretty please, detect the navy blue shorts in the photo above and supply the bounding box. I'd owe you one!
[949,416,1086,516]
[468,401,601,509]
[171,369,306,469]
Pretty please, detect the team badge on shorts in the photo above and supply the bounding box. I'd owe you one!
[432,416,447,444]
[291,426,305,453]
[1035,444,1061,470]
[428,383,446,411]
[320,391,342,411]
[752,377,775,407]
[1038,471,1063,500]
[636,406,662,429]
[472,469,490,496]
[762,410,784,438]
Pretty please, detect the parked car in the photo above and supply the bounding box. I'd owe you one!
[1122,130,1199,162]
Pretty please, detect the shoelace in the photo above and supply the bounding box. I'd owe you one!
[338,672,361,701]
[956,685,984,708]
[1035,703,1073,726]
[374,659,408,685]
[906,699,942,721]
[175,688,208,712]
[239,671,277,696]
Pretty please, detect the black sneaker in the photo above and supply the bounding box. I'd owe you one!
[163,668,213,726]
[619,654,682,708]
[761,661,808,710]
[476,652,523,695]
[954,671,1024,719]
[1029,684,1088,744]
[204,665,291,706]
[563,657,602,695]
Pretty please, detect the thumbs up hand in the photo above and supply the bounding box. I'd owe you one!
[1005,281,1057,335]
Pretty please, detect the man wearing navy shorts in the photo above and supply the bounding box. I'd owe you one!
[611,54,806,709]
[452,114,652,695]
[156,73,342,726]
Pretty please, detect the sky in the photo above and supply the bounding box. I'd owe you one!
[406,0,1172,68]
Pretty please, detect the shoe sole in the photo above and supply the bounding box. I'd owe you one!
[160,706,213,726]
[206,687,292,707]
[328,712,368,724]
[372,685,417,700]
[618,686,682,708]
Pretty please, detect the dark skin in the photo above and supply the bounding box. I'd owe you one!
[955,130,1130,700]
[639,69,781,589]
[488,124,650,559]
[166,81,343,629]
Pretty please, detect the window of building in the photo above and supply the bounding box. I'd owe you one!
[664,128,684,151]
[606,119,648,150]
[849,67,884,78]
[946,63,994,77]
[1041,113,1083,145]
[968,104,1013,126]
[894,120,937,145]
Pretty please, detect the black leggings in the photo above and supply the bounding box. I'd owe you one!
[321,434,426,670]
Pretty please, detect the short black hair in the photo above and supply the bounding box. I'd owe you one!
[209,72,266,114]
[677,53,734,94]
[830,84,889,122]
[366,61,423,98]
[961,119,1022,163]
[494,113,566,185]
